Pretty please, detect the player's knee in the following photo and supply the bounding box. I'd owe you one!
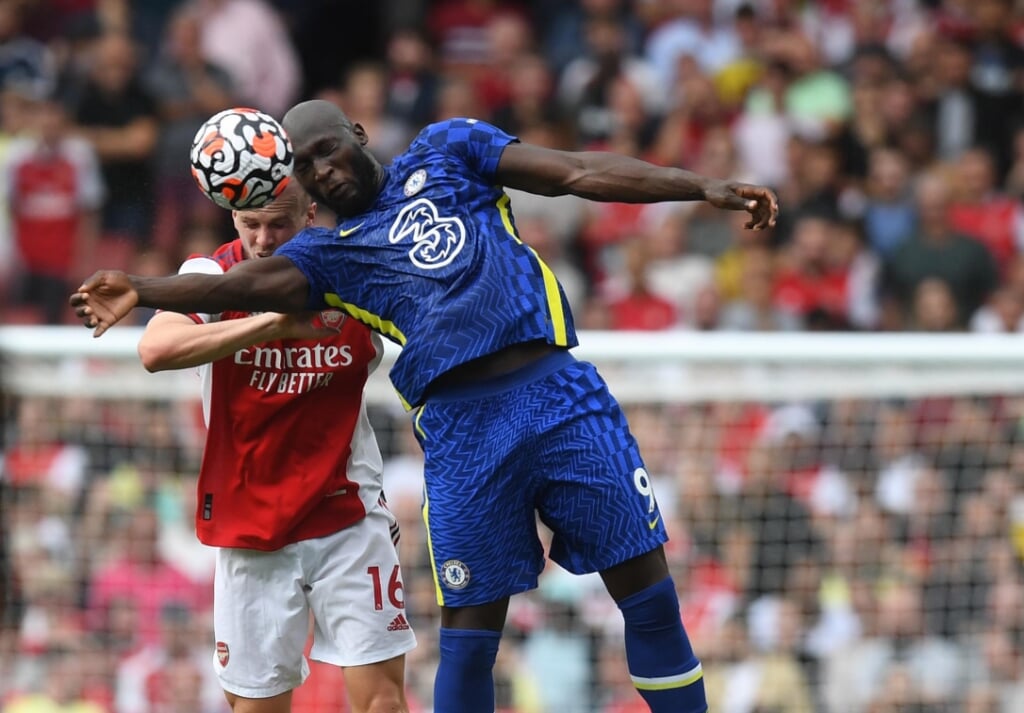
[344,654,409,713]
[439,627,502,670]
[353,689,408,713]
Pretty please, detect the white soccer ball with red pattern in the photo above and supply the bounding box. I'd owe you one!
[189,107,294,210]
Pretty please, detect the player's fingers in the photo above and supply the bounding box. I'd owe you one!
[753,199,776,230]
[88,312,107,337]
[735,186,779,228]
[741,202,765,230]
[723,193,756,211]
[766,193,780,227]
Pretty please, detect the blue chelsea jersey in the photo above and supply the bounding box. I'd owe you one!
[275,118,578,409]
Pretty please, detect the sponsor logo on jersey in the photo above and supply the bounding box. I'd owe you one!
[387,613,411,631]
[388,197,466,270]
[234,342,355,394]
[216,641,230,667]
[441,559,470,589]
[235,343,354,369]
[404,169,427,196]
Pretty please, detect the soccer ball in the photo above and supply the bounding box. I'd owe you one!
[189,107,294,210]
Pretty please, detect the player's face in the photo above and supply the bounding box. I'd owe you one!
[233,191,315,259]
[290,123,379,217]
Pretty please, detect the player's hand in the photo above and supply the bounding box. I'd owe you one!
[703,180,779,230]
[69,270,139,337]
[273,309,348,340]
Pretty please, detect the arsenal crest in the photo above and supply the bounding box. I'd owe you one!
[216,641,230,667]
[315,309,347,331]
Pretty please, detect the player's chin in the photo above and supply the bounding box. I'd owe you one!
[328,184,375,216]
[326,196,364,218]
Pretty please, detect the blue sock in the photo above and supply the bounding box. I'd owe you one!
[617,577,707,713]
[434,627,501,713]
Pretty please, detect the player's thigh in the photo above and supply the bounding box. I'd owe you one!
[414,397,545,607]
[304,505,417,668]
[214,546,311,698]
[342,654,408,713]
[535,361,669,575]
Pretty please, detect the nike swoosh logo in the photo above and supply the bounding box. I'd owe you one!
[338,222,365,237]
[648,515,660,530]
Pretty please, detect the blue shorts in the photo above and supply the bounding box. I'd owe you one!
[414,350,668,607]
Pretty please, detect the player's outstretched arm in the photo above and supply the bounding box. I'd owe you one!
[70,256,310,338]
[138,310,341,372]
[495,142,778,230]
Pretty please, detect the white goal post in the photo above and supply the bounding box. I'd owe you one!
[3,327,1024,404]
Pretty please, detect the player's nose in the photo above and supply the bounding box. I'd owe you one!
[254,229,277,253]
[313,156,334,183]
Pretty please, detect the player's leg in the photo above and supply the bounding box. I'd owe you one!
[534,359,707,713]
[304,504,417,713]
[600,547,705,713]
[223,690,292,713]
[213,545,312,709]
[431,599,510,713]
[413,385,551,713]
[599,544,671,601]
[342,655,409,713]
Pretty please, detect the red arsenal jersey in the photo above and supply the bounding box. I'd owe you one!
[181,240,385,550]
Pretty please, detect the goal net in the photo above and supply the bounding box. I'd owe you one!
[2,326,1024,713]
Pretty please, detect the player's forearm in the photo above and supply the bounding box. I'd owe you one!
[500,146,714,203]
[565,152,712,203]
[139,313,285,372]
[130,263,307,315]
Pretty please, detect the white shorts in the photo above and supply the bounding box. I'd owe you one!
[211,503,417,698]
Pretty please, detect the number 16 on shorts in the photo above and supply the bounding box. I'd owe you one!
[367,564,405,610]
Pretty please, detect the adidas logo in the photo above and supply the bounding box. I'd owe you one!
[387,613,411,632]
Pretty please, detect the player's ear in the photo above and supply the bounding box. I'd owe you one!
[352,123,369,146]
[306,202,317,226]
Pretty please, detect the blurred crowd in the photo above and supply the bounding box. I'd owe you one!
[5,376,1024,712]
[1,0,1024,711]
[0,0,1024,336]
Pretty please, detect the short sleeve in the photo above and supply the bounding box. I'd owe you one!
[173,256,224,324]
[419,118,518,182]
[273,226,338,310]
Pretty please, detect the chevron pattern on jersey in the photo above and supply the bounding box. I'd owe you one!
[275,118,578,408]
[417,359,668,607]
